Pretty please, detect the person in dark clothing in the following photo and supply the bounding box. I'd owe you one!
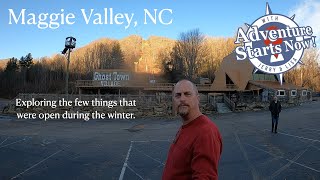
[269,96,282,133]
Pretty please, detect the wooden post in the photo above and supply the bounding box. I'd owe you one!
[118,89,121,101]
[172,100,177,117]
[79,88,82,101]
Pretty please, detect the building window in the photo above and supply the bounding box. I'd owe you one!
[291,90,297,96]
[277,90,286,96]
[302,90,307,96]
[226,74,236,89]
[226,74,234,85]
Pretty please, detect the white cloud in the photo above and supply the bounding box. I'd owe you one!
[289,0,320,46]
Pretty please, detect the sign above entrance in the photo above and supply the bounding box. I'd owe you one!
[93,70,131,87]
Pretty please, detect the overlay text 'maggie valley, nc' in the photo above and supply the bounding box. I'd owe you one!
[7,8,173,29]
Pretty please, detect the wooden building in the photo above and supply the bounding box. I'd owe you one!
[211,51,311,103]
[75,52,312,104]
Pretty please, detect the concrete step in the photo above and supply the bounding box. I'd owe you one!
[216,103,232,113]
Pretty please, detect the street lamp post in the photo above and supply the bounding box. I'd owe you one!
[62,36,76,97]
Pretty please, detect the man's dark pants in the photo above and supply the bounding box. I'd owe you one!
[272,115,279,133]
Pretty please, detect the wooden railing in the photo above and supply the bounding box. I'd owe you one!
[144,83,174,91]
[76,80,212,92]
[223,94,235,111]
[76,80,94,87]
[226,84,238,89]
[196,84,212,91]
[76,80,147,88]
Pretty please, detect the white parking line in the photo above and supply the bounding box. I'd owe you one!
[132,146,165,166]
[0,137,9,146]
[264,129,320,143]
[270,143,311,179]
[126,164,144,180]
[119,140,171,180]
[278,132,320,143]
[11,149,63,179]
[312,144,320,151]
[119,141,133,180]
[233,131,259,179]
[245,143,320,173]
[0,138,26,149]
[302,128,320,132]
[131,140,172,143]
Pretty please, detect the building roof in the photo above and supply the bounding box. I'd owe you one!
[210,51,305,92]
[248,80,307,90]
[211,51,254,91]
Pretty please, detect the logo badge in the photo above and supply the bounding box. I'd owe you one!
[234,3,316,84]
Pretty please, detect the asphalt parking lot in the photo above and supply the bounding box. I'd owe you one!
[0,101,319,180]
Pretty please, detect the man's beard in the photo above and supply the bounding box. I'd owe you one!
[177,105,189,116]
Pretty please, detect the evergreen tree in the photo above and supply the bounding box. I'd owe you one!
[19,53,33,68]
[19,53,34,85]
[111,42,124,69]
[5,57,19,72]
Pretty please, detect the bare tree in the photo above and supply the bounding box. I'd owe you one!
[301,48,320,90]
[171,29,205,80]
[285,48,320,91]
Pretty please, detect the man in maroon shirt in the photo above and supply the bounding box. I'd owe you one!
[162,79,223,180]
